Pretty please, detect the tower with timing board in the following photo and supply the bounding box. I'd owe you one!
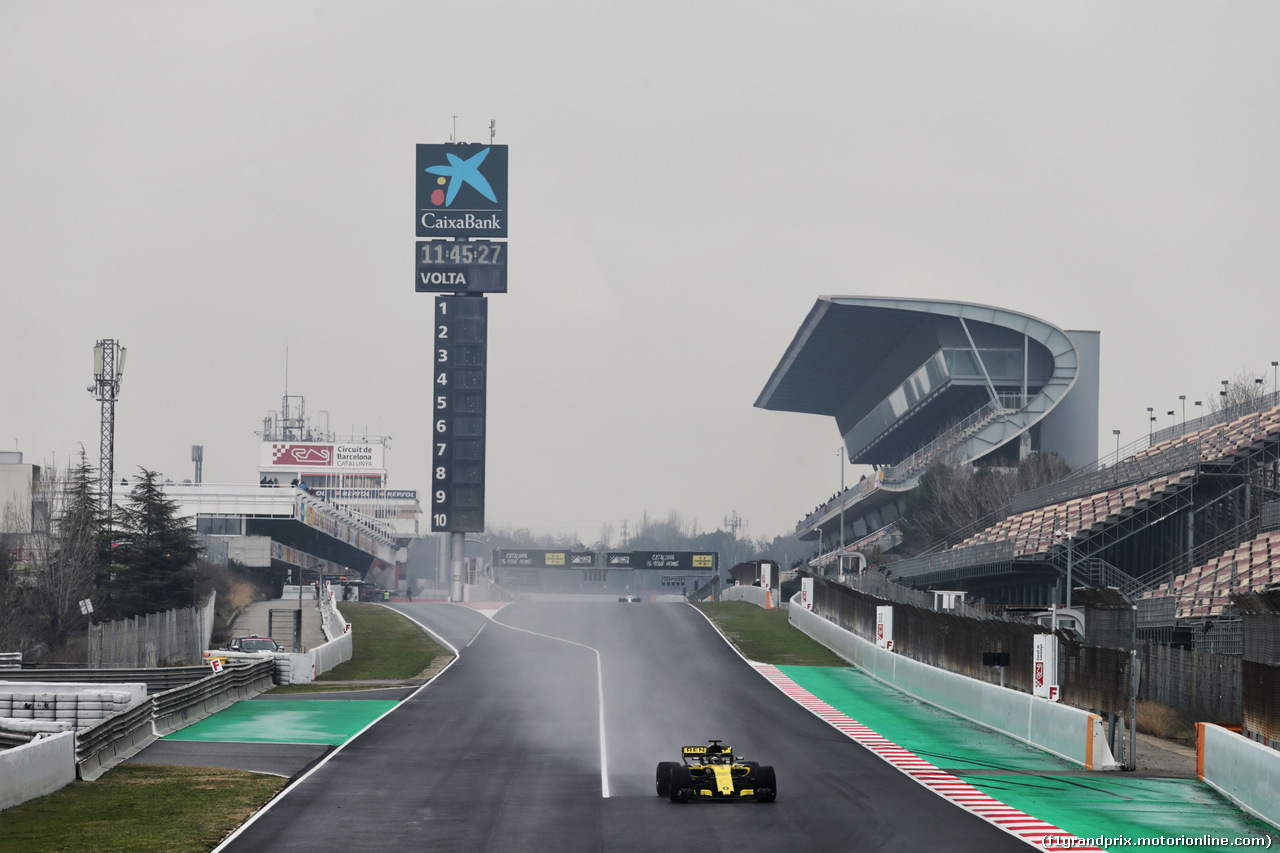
[415,139,509,600]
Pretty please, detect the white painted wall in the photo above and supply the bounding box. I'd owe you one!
[1199,723,1280,830]
[0,731,75,810]
[789,600,1117,770]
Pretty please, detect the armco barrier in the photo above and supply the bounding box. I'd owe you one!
[73,697,155,782]
[0,666,215,692]
[0,730,76,811]
[1198,723,1280,830]
[0,659,276,801]
[790,602,1118,770]
[76,658,275,781]
[151,658,275,736]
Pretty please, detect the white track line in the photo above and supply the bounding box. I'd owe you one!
[489,610,611,799]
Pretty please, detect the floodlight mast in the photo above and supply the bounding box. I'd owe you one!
[89,339,125,520]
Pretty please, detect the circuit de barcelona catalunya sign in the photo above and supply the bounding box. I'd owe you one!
[416,143,509,238]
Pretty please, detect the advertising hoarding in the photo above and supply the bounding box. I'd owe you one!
[495,550,596,569]
[416,144,509,238]
[262,442,385,471]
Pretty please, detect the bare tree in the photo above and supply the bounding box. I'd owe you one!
[20,451,105,649]
[898,452,1072,555]
[1208,371,1268,413]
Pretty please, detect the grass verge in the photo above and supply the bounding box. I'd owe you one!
[321,602,451,681]
[261,603,453,693]
[693,601,847,666]
[1,602,452,851]
[0,764,286,853]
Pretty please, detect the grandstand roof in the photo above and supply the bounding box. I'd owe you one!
[755,296,1091,470]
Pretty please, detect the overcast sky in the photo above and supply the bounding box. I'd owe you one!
[3,2,1278,545]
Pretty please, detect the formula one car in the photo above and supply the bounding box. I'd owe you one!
[655,740,776,803]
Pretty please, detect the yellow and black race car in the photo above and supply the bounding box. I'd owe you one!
[656,740,776,803]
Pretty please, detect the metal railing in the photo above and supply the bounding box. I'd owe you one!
[1011,443,1200,515]
[1149,390,1280,446]
[884,539,1017,582]
[2,665,215,692]
[882,396,1020,485]
[74,658,274,780]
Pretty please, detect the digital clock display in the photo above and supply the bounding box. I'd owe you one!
[419,240,505,265]
[415,239,508,293]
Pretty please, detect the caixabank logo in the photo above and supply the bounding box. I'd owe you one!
[416,143,508,237]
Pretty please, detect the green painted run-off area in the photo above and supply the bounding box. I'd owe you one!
[780,666,1278,853]
[164,699,398,745]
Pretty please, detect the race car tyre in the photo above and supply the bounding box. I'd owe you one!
[668,765,693,803]
[754,765,777,802]
[656,761,679,797]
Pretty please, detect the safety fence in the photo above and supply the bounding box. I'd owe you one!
[87,593,216,668]
[811,575,1135,717]
[810,573,1269,737]
[1142,643,1242,722]
[1237,589,1280,746]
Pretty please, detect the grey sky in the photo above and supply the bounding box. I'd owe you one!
[2,2,1278,544]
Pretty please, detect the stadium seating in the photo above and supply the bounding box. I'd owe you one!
[1145,530,1280,618]
[954,404,1280,562]
[1135,404,1280,468]
[955,470,1195,557]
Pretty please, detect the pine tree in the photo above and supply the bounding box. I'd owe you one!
[103,469,201,618]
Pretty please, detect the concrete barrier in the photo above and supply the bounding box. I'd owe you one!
[1197,723,1280,830]
[312,632,352,678]
[724,585,773,609]
[273,653,315,685]
[0,730,76,810]
[790,603,1118,770]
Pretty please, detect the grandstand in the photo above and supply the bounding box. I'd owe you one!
[756,296,1099,564]
[760,296,1280,651]
[1156,529,1280,620]
[882,397,1280,649]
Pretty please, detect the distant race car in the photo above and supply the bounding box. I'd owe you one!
[656,739,776,803]
[618,595,640,603]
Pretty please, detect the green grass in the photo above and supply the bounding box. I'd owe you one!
[0,764,286,853]
[693,601,848,666]
[318,602,451,681]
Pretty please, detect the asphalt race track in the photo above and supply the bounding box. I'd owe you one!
[216,602,1039,852]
